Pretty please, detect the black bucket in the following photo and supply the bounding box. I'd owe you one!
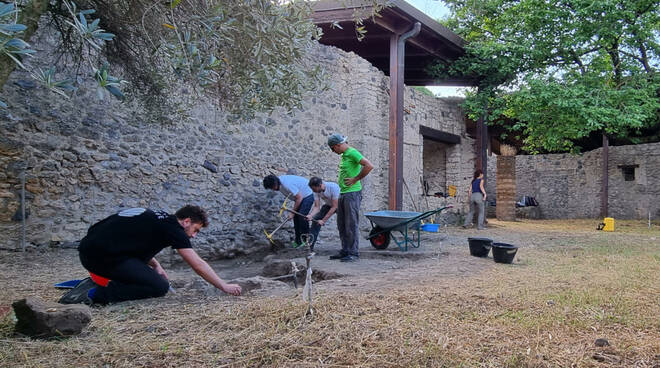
[468,237,492,257]
[492,243,518,264]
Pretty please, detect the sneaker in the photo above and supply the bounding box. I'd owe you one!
[329,252,347,260]
[58,277,96,305]
[339,255,359,263]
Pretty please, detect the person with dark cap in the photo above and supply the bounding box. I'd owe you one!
[59,205,241,305]
[327,133,374,262]
[263,174,315,247]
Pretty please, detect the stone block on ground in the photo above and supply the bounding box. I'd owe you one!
[261,259,306,277]
[12,297,92,338]
[311,269,343,282]
[516,206,541,219]
[230,276,291,294]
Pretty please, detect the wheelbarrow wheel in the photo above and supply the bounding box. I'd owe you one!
[369,226,390,250]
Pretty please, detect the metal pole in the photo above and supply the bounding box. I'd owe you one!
[21,171,26,252]
[388,22,421,211]
[600,133,609,218]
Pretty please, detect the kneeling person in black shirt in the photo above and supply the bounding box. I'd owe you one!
[60,205,241,304]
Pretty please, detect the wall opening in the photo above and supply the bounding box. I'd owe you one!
[419,125,460,198]
[423,139,449,196]
[619,165,638,182]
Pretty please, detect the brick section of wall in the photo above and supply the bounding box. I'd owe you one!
[486,142,660,220]
[495,156,516,221]
[0,29,475,256]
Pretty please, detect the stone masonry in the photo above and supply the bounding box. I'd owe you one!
[486,142,660,220]
[495,156,516,221]
[0,25,475,257]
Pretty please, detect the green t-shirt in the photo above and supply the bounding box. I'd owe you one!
[338,147,364,194]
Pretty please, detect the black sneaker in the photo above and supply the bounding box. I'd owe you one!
[329,253,347,260]
[340,255,359,263]
[58,277,96,304]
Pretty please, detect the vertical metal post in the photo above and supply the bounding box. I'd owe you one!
[600,133,609,218]
[21,171,26,252]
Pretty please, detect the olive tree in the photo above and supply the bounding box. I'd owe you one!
[1,0,330,119]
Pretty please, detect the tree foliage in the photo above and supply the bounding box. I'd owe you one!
[1,0,328,120]
[431,0,660,153]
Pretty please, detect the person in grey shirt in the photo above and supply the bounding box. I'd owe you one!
[263,174,314,247]
[306,177,340,251]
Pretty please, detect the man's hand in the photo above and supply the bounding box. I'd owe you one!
[221,283,242,296]
[177,248,241,297]
[287,212,295,220]
[344,177,358,187]
[149,258,169,280]
[154,264,169,280]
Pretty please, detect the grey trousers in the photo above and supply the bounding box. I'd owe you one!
[464,192,485,229]
[337,191,362,257]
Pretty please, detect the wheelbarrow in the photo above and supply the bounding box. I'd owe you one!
[365,206,452,251]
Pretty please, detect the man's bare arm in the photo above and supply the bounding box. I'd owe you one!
[177,248,241,296]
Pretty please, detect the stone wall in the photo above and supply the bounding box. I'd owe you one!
[0,27,474,256]
[486,142,660,220]
[495,156,515,221]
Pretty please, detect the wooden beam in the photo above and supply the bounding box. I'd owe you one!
[475,111,483,171]
[312,8,367,24]
[389,33,403,210]
[419,126,461,144]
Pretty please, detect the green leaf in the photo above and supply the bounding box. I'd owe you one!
[0,23,27,33]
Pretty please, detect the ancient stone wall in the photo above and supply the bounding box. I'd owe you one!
[0,28,474,256]
[486,142,660,220]
[495,156,516,221]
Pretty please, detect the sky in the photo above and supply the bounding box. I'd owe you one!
[402,0,472,97]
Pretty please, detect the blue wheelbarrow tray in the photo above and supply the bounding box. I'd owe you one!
[365,210,422,231]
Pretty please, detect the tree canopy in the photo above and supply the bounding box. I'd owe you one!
[431,0,660,153]
[1,0,329,120]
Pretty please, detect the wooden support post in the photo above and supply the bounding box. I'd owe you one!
[388,34,403,210]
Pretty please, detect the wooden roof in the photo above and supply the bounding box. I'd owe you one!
[312,0,475,86]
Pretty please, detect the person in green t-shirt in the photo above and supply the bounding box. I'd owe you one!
[327,133,374,262]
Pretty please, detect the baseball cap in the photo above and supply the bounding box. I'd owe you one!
[327,133,347,147]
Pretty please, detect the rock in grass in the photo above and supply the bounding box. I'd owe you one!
[12,297,91,338]
[261,259,305,277]
[594,338,610,347]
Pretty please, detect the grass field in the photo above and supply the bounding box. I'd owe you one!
[1,220,659,367]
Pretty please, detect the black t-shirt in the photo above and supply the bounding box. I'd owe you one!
[79,208,192,263]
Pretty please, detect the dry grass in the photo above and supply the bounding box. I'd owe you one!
[1,220,659,367]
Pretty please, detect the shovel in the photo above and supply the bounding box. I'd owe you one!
[264,217,291,245]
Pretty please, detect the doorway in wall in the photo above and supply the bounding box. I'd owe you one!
[423,139,449,197]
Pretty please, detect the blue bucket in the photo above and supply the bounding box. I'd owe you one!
[421,223,440,232]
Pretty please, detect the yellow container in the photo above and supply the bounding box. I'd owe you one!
[603,217,614,232]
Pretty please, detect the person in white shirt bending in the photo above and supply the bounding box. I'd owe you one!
[306,177,340,251]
